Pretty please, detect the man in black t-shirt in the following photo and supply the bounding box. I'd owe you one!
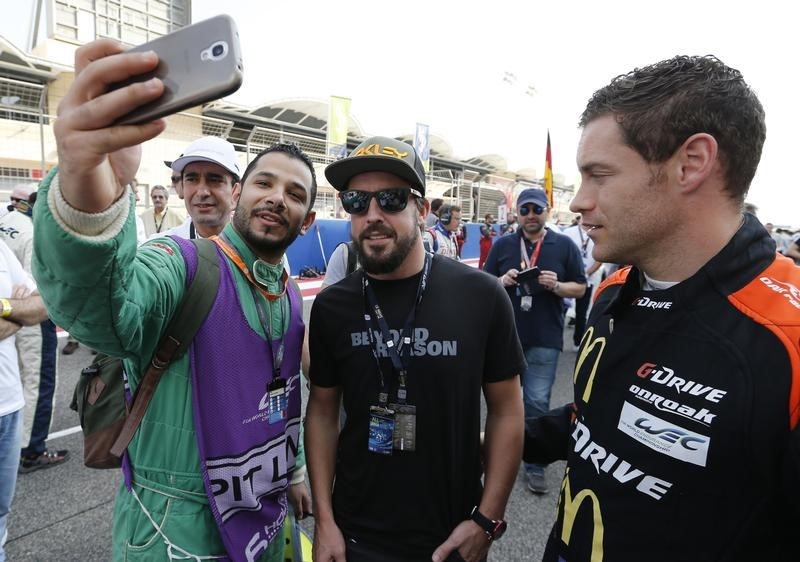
[305,136,525,562]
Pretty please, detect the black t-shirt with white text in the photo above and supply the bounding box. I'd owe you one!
[309,255,525,558]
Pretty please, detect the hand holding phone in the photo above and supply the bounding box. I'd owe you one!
[110,14,243,125]
[515,267,542,296]
[54,41,165,213]
[53,15,243,213]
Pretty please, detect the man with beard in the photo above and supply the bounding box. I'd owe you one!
[32,39,314,562]
[156,138,293,277]
[305,136,525,562]
[483,188,586,494]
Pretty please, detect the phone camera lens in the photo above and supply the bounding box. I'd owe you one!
[202,41,228,62]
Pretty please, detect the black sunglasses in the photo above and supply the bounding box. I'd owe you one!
[340,188,422,215]
[519,203,547,216]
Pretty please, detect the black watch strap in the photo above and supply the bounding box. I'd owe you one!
[470,506,507,541]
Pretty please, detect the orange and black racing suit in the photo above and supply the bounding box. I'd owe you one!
[526,214,800,561]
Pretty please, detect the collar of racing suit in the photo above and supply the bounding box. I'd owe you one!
[602,213,777,318]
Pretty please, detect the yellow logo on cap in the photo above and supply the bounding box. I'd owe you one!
[354,144,408,159]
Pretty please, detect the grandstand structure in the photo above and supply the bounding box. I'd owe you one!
[1,1,576,223]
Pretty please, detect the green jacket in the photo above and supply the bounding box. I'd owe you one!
[33,170,301,561]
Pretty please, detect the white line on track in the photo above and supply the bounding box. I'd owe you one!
[47,425,83,440]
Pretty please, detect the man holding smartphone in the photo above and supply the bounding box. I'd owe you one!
[32,38,312,562]
[483,188,586,494]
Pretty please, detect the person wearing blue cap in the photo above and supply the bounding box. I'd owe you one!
[483,187,586,494]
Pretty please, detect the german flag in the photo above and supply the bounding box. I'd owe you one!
[544,130,554,207]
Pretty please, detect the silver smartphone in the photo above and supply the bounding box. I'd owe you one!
[112,14,243,125]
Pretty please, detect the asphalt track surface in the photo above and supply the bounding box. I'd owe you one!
[5,301,576,561]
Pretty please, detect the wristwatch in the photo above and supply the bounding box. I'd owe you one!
[0,298,12,318]
[470,506,507,541]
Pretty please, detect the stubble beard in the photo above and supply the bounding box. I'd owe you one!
[232,204,300,259]
[191,202,224,232]
[357,224,419,275]
[522,220,544,237]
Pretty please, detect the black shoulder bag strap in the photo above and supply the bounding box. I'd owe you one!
[110,238,220,458]
[345,240,358,275]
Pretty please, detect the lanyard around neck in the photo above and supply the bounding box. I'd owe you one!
[577,226,589,255]
[211,235,287,302]
[212,234,289,381]
[362,253,432,405]
[249,284,287,381]
[519,229,547,269]
[154,211,165,233]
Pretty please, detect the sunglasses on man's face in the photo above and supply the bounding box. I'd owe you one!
[519,203,547,216]
[340,188,422,215]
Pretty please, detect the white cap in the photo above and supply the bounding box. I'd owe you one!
[171,136,241,178]
[11,183,36,200]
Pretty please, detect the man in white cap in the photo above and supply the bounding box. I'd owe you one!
[158,137,293,274]
[33,38,315,560]
[159,136,241,241]
[2,185,36,218]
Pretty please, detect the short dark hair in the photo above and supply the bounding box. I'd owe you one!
[240,143,318,209]
[430,198,444,213]
[580,55,766,202]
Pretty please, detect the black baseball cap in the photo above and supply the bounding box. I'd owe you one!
[325,136,426,195]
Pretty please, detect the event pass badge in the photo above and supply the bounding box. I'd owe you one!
[368,405,395,455]
[388,403,416,452]
[267,378,287,424]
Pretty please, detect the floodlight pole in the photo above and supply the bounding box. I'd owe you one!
[39,86,46,177]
